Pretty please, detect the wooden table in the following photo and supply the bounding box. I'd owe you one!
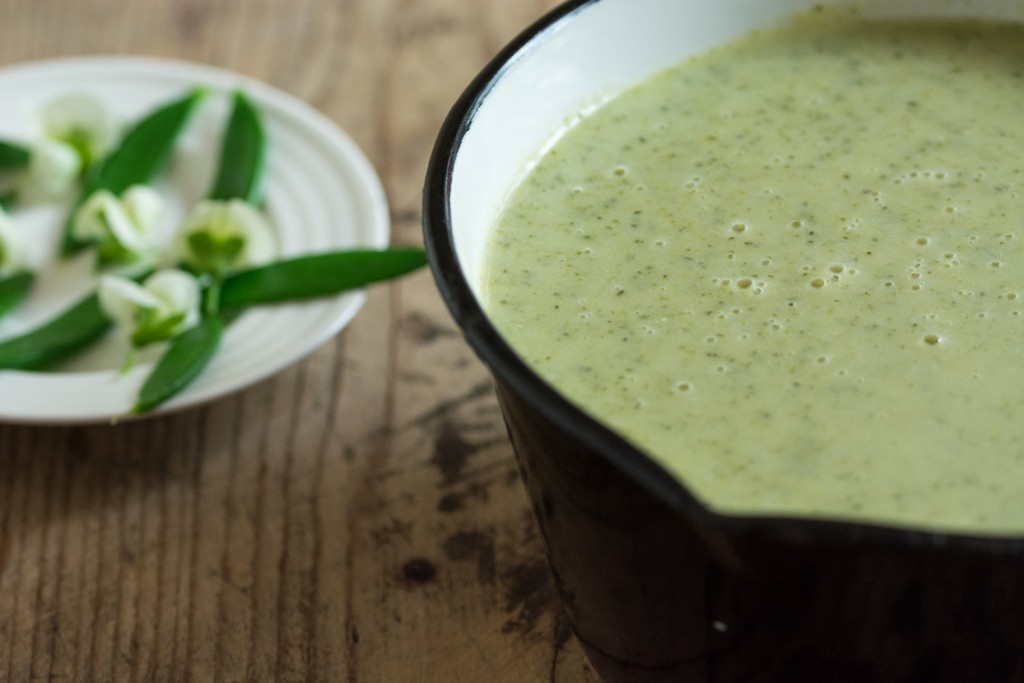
[0,1,603,680]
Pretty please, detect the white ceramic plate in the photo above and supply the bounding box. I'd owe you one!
[0,56,390,424]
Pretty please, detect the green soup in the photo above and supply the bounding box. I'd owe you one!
[483,8,1024,534]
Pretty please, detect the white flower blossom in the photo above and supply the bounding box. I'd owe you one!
[0,207,28,277]
[18,93,120,201]
[98,269,201,348]
[21,138,82,201]
[72,185,164,270]
[174,199,275,276]
[39,93,120,168]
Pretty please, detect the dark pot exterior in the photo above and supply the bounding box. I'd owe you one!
[495,379,1024,682]
[422,1,1024,681]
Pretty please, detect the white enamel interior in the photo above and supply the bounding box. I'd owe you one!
[450,0,1023,303]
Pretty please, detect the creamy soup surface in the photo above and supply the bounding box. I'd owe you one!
[483,8,1024,533]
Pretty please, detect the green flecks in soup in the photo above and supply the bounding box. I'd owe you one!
[483,9,1024,534]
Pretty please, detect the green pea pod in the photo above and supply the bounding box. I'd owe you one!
[208,91,267,206]
[0,139,29,211]
[0,291,109,370]
[0,271,34,320]
[217,247,428,309]
[0,140,32,313]
[0,140,30,171]
[0,190,17,211]
[133,315,223,414]
[132,247,426,413]
[62,87,207,256]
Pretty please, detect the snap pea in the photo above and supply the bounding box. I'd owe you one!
[134,315,223,414]
[0,140,29,210]
[0,140,30,171]
[0,140,33,312]
[62,87,207,255]
[131,247,427,412]
[0,271,34,320]
[218,247,428,310]
[0,290,109,370]
[209,91,266,205]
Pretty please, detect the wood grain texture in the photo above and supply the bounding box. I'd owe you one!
[0,1,602,681]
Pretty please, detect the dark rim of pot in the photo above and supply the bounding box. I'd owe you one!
[422,0,1024,556]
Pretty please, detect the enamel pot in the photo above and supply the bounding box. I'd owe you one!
[422,1,1024,680]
